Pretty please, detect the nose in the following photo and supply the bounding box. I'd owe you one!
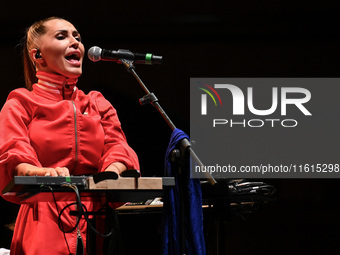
[70,37,79,49]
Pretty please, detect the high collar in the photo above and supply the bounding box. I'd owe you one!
[33,71,78,100]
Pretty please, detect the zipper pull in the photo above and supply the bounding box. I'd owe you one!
[75,228,84,255]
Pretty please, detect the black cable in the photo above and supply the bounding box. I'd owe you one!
[47,186,72,255]
[57,184,114,238]
[58,201,84,233]
[47,184,115,255]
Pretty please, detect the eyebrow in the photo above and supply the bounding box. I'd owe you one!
[55,29,80,35]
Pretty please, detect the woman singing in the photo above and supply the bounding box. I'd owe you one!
[0,17,139,254]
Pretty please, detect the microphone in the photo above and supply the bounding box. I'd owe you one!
[87,46,163,64]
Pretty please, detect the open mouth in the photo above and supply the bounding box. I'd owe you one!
[65,53,81,62]
[64,51,82,67]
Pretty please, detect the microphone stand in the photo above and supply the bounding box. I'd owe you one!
[120,58,217,186]
[120,58,219,255]
[112,56,274,254]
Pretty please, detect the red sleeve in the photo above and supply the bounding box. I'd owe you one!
[94,92,140,172]
[0,95,42,192]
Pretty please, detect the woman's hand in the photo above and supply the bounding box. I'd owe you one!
[104,162,127,177]
[14,163,70,177]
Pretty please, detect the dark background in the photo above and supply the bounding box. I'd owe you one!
[1,1,340,254]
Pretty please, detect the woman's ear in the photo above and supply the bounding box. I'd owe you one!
[34,48,42,59]
[30,48,45,67]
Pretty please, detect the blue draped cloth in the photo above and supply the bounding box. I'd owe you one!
[162,128,206,255]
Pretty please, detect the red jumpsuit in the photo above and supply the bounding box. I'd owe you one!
[0,71,139,254]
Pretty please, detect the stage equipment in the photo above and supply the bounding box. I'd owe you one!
[88,46,163,65]
[87,48,276,255]
[2,174,175,204]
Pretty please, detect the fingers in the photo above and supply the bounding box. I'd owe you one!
[44,167,70,177]
[55,167,70,177]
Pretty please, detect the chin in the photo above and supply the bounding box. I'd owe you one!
[64,69,83,78]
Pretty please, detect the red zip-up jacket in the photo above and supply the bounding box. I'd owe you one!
[0,71,139,254]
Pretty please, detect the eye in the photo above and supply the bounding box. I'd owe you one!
[56,34,65,40]
[75,35,82,42]
[73,32,82,42]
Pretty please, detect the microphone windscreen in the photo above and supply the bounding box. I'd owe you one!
[88,46,102,62]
